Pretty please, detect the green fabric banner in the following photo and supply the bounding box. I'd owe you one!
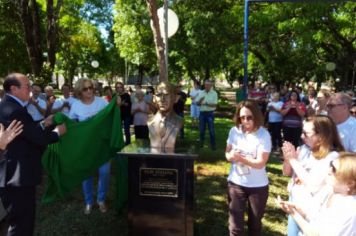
[41,97,127,211]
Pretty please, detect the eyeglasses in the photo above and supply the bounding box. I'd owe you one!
[239,115,253,121]
[302,130,315,138]
[350,110,356,115]
[326,103,344,110]
[330,161,336,174]
[156,93,170,99]
[82,86,94,92]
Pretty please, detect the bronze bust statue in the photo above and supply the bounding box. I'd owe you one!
[148,82,183,151]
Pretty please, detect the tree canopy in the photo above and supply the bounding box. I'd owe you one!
[0,0,354,89]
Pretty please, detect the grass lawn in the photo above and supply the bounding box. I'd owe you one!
[35,116,289,235]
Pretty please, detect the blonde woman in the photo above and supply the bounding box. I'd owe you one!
[279,152,356,236]
[69,78,120,214]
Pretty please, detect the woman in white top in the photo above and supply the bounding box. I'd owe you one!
[225,100,272,236]
[279,152,356,236]
[282,115,344,236]
[315,89,330,116]
[267,92,284,152]
[131,90,150,139]
[69,78,119,215]
[189,81,201,128]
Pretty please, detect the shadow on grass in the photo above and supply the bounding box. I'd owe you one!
[35,116,288,235]
[194,173,229,236]
[36,173,128,236]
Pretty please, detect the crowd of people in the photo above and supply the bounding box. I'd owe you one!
[226,81,356,236]
[0,72,355,236]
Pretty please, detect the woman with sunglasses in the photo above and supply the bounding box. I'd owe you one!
[279,152,356,236]
[225,100,271,236]
[282,115,344,236]
[69,78,116,215]
[281,90,306,148]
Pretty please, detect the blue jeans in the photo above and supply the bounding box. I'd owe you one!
[199,111,216,149]
[82,161,111,205]
[123,116,131,145]
[287,214,301,236]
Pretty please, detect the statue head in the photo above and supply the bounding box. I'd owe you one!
[155,82,176,115]
[148,82,182,151]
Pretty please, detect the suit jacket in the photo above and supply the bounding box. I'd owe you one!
[0,95,59,187]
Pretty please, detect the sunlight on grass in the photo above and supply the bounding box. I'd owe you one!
[209,195,226,203]
[36,115,289,236]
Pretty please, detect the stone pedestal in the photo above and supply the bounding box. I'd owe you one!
[118,141,197,236]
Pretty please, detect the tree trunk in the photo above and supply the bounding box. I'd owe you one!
[16,0,43,76]
[138,64,145,85]
[46,0,63,70]
[204,66,210,81]
[146,0,167,82]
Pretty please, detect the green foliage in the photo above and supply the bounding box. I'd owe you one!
[0,0,354,88]
[113,0,155,68]
[112,1,354,88]
[248,2,355,87]
[32,62,53,87]
[0,1,30,76]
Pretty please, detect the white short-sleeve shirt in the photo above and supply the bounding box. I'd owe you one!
[26,98,47,121]
[267,101,284,122]
[227,126,272,187]
[189,88,200,102]
[69,96,108,122]
[57,96,78,116]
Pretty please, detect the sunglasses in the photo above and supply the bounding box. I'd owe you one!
[350,110,356,115]
[155,93,170,99]
[302,130,315,138]
[82,86,94,92]
[330,161,336,174]
[239,115,253,121]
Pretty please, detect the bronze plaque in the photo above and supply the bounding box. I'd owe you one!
[139,168,178,198]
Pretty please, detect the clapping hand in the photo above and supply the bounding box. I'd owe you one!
[43,115,55,127]
[29,97,38,105]
[225,147,244,162]
[275,195,297,215]
[198,97,205,105]
[282,141,297,161]
[0,120,23,150]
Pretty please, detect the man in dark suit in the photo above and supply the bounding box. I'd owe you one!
[0,73,66,236]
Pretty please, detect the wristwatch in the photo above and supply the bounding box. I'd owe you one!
[40,120,46,130]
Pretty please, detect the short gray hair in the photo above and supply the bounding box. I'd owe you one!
[334,92,353,109]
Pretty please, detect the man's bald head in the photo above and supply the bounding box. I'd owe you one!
[3,73,31,102]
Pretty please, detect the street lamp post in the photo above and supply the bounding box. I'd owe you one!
[164,0,169,80]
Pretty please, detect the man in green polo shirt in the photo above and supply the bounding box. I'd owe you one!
[196,79,218,150]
